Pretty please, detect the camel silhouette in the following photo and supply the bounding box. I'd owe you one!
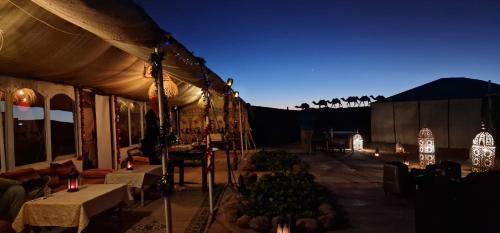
[328,98,342,108]
[370,95,386,102]
[359,96,371,106]
[295,103,310,110]
[312,100,329,108]
[341,96,359,107]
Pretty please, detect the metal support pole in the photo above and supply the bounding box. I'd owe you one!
[223,88,232,184]
[238,100,245,159]
[151,48,173,233]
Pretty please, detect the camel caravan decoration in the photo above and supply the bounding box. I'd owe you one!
[294,95,385,110]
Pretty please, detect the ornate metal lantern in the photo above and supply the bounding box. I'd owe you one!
[418,128,435,167]
[471,123,496,172]
[353,133,363,151]
[67,172,79,192]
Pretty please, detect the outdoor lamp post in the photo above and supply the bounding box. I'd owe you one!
[418,128,435,167]
[234,91,245,160]
[67,172,79,192]
[353,132,363,151]
[223,78,233,184]
[471,122,496,172]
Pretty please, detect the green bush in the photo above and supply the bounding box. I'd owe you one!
[250,150,300,172]
[238,172,329,218]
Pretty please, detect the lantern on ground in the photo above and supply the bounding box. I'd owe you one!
[277,223,289,233]
[374,148,380,157]
[395,142,405,153]
[353,132,363,151]
[471,123,496,172]
[418,128,435,167]
[67,172,79,192]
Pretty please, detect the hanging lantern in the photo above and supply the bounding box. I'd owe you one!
[418,128,435,167]
[148,76,179,99]
[471,123,496,172]
[117,99,135,112]
[12,88,36,106]
[353,132,363,151]
[67,172,80,192]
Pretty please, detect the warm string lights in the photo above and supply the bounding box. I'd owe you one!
[114,96,121,166]
[0,29,4,52]
[471,123,496,172]
[418,128,435,167]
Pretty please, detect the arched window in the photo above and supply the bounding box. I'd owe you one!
[130,102,141,145]
[118,102,130,148]
[13,89,46,166]
[50,94,76,159]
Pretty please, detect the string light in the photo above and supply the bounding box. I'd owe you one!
[0,29,4,52]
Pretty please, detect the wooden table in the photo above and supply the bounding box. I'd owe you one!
[169,149,214,192]
[104,165,162,206]
[12,184,129,233]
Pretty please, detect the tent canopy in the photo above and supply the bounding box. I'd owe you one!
[0,0,227,106]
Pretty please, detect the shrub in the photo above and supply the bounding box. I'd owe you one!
[250,150,300,172]
[238,172,329,218]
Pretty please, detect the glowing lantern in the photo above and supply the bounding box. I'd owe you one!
[13,88,36,111]
[403,159,410,166]
[418,128,435,167]
[147,77,178,99]
[395,142,405,153]
[126,156,134,170]
[374,148,380,157]
[353,132,363,151]
[470,123,496,172]
[67,173,79,192]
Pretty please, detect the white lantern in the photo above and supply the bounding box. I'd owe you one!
[353,133,363,151]
[418,128,435,167]
[471,123,496,172]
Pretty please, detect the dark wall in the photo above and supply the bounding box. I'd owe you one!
[249,106,300,146]
[249,106,371,146]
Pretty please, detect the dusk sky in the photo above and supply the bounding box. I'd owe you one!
[139,0,500,109]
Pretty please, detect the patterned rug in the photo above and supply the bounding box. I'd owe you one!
[183,185,224,233]
[130,185,224,233]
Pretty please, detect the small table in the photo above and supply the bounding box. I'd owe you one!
[12,184,129,233]
[104,165,162,206]
[169,149,214,192]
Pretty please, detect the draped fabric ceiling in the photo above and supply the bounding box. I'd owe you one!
[0,0,227,106]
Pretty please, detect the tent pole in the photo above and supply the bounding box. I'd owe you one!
[223,86,233,184]
[151,48,173,233]
[238,100,245,159]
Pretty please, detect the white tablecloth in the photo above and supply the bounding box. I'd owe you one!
[104,165,162,188]
[12,184,129,233]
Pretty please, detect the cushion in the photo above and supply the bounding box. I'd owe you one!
[0,168,40,183]
[50,160,78,179]
[133,156,150,163]
[47,175,60,189]
[81,169,113,179]
[36,167,54,177]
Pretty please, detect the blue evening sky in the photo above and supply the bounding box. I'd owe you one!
[139,0,500,109]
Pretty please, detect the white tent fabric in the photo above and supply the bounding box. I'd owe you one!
[0,0,226,106]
